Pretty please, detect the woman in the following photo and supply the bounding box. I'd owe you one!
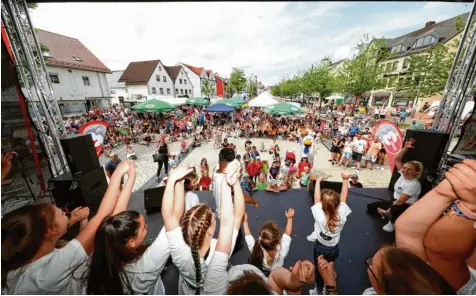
[156,137,170,180]
[308,174,351,294]
[367,138,422,233]
[162,162,244,294]
[2,161,136,294]
[199,158,209,177]
[329,135,343,165]
[184,172,200,212]
[244,210,294,276]
[317,246,455,295]
[86,161,177,294]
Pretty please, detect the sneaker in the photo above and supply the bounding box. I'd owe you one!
[383,221,395,233]
[309,288,317,295]
[380,167,385,171]
[351,166,356,169]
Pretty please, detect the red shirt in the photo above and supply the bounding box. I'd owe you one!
[246,163,260,176]
[298,162,311,176]
[200,176,211,190]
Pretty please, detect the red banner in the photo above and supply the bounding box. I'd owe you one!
[374,120,403,172]
[79,121,108,156]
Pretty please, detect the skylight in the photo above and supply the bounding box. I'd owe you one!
[72,56,82,61]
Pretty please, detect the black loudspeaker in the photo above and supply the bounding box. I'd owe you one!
[400,129,450,173]
[309,180,343,197]
[144,186,166,214]
[49,167,108,216]
[60,134,100,177]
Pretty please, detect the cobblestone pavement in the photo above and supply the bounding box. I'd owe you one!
[101,137,392,191]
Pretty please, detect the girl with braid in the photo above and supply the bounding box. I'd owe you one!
[85,161,185,294]
[163,161,245,295]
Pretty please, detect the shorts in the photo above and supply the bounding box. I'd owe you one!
[330,146,341,153]
[365,154,377,163]
[352,152,363,162]
[342,152,352,159]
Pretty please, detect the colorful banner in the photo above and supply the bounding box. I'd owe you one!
[374,120,403,172]
[79,121,108,156]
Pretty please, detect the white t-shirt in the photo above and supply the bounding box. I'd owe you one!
[166,227,239,295]
[393,171,421,204]
[227,264,268,282]
[352,139,367,154]
[213,171,224,217]
[308,202,352,247]
[245,234,292,271]
[343,141,353,153]
[123,226,170,294]
[6,239,88,295]
[458,266,476,295]
[185,191,200,212]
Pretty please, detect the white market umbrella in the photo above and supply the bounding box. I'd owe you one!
[248,92,279,107]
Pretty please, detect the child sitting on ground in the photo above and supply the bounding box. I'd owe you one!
[256,173,267,190]
[260,141,266,152]
[168,154,179,168]
[243,209,295,277]
[269,160,280,180]
[199,169,212,191]
[266,179,288,193]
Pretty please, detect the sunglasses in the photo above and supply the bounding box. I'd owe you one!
[365,256,379,283]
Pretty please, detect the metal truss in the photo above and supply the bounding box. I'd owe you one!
[2,0,68,176]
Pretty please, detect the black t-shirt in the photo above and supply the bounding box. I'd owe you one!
[245,140,252,147]
[349,181,363,188]
[222,142,229,148]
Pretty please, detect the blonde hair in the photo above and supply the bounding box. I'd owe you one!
[406,161,423,179]
[320,189,341,232]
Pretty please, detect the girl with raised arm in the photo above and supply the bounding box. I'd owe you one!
[2,160,134,294]
[85,161,181,294]
[243,209,294,276]
[163,161,244,295]
[307,173,352,294]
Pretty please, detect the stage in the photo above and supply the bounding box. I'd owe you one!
[128,187,395,295]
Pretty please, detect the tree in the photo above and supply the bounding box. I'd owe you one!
[300,60,335,100]
[247,81,258,97]
[333,34,389,107]
[200,79,216,97]
[228,68,247,95]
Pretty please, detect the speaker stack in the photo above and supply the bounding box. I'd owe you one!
[49,134,107,216]
[388,129,450,196]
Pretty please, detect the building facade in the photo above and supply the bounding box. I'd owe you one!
[178,63,217,98]
[106,70,128,105]
[37,29,112,116]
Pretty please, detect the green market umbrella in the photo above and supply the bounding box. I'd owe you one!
[186,97,210,106]
[213,98,243,108]
[131,99,176,113]
[263,102,303,115]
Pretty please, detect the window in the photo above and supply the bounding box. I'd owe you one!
[159,66,162,71]
[111,89,116,94]
[403,59,410,69]
[167,88,171,94]
[179,79,183,84]
[152,87,157,94]
[49,74,60,84]
[184,79,187,84]
[391,44,405,53]
[163,76,167,82]
[72,56,82,61]
[412,35,437,49]
[176,89,178,93]
[180,89,183,94]
[380,64,385,71]
[156,75,160,82]
[160,88,164,95]
[82,76,90,86]
[392,61,399,71]
[189,89,192,94]
[385,63,391,72]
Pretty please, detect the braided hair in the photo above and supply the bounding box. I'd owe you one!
[181,204,213,294]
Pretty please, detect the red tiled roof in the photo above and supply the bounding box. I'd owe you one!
[181,63,204,76]
[205,69,212,78]
[119,60,160,84]
[36,29,111,73]
[164,65,182,81]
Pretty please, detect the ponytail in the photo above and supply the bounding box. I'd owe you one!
[248,238,265,269]
[247,221,280,271]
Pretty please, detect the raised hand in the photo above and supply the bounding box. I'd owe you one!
[316,176,325,183]
[243,212,248,223]
[116,160,135,175]
[225,159,241,186]
[317,255,336,286]
[341,173,350,180]
[169,163,193,182]
[1,152,16,180]
[404,138,416,149]
[285,208,295,219]
[444,160,476,206]
[299,260,315,285]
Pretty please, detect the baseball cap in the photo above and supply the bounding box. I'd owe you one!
[351,174,359,179]
[110,152,118,157]
[256,156,261,160]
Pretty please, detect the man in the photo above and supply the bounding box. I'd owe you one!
[213,148,259,255]
[364,137,383,170]
[351,133,367,171]
[349,123,360,137]
[250,146,260,160]
[105,152,123,188]
[349,174,363,188]
[399,108,408,126]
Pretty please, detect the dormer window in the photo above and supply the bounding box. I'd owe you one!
[412,35,437,49]
[391,44,405,53]
[72,56,82,61]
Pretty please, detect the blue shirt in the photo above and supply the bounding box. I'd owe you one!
[105,158,122,175]
[199,114,205,123]
[400,111,408,119]
[349,126,360,137]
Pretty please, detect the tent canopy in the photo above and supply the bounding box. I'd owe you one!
[186,97,210,106]
[263,102,303,115]
[248,92,279,107]
[204,103,234,113]
[131,99,176,112]
[142,96,186,106]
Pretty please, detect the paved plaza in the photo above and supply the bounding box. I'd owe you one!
[100,137,392,191]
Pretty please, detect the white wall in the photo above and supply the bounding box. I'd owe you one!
[174,67,194,97]
[127,85,149,97]
[110,87,128,104]
[47,66,109,101]
[178,63,202,97]
[147,61,175,97]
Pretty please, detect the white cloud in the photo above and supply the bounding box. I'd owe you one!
[29,2,469,86]
[424,2,445,9]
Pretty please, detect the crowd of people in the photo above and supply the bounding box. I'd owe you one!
[2,100,475,295]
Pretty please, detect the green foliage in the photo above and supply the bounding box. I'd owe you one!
[201,79,216,97]
[247,81,258,97]
[228,68,247,95]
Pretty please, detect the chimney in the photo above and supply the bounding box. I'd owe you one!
[425,21,436,27]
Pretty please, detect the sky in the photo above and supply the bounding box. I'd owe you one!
[30,2,472,86]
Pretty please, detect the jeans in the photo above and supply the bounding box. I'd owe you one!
[314,241,339,292]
